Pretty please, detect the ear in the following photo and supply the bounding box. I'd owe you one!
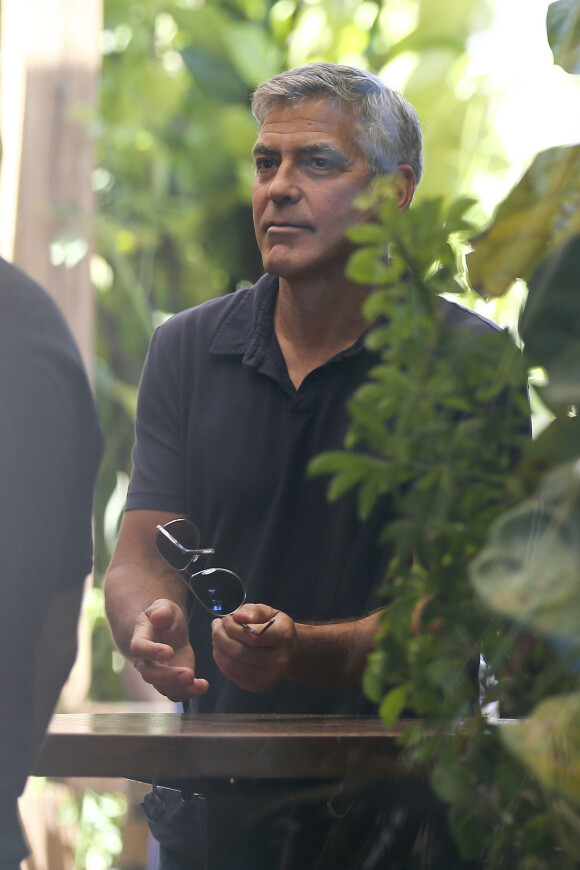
[394,165,416,210]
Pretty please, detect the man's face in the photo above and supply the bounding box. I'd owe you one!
[252,98,370,286]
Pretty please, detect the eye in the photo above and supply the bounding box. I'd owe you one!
[310,156,332,169]
[255,157,276,173]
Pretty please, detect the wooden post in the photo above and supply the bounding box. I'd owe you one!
[0,0,102,376]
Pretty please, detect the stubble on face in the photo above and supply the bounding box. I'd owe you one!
[251,98,370,291]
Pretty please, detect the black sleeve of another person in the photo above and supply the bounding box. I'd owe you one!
[0,258,103,867]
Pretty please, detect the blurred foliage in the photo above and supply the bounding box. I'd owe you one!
[58,787,128,870]
[471,459,580,639]
[501,693,580,810]
[547,0,580,74]
[519,234,580,408]
[466,145,580,299]
[312,1,580,864]
[313,209,580,867]
[311,184,558,866]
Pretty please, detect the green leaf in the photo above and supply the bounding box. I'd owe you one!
[469,462,580,639]
[346,222,389,245]
[363,650,389,703]
[361,285,406,322]
[547,0,580,74]
[326,464,370,501]
[379,684,409,727]
[501,693,580,806]
[467,145,580,297]
[345,246,395,284]
[431,753,472,804]
[444,196,478,234]
[519,235,580,406]
[359,473,386,518]
[308,450,364,478]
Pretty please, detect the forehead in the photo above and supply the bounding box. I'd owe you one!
[255,98,362,152]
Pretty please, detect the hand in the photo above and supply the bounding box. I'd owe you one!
[211,604,296,693]
[130,598,209,702]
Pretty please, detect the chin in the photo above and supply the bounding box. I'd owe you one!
[262,257,297,279]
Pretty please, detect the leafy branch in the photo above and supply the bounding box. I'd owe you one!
[310,182,580,867]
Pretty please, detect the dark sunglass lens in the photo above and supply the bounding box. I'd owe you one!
[156,519,201,571]
[192,568,245,616]
[156,530,189,571]
[166,518,201,549]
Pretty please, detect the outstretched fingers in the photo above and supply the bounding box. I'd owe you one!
[132,657,209,703]
[129,599,209,702]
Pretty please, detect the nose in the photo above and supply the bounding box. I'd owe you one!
[267,162,300,204]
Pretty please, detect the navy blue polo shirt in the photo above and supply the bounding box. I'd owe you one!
[126,273,499,715]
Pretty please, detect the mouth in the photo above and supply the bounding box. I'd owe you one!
[265,221,311,233]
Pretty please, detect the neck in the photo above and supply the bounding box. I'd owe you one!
[274,275,372,389]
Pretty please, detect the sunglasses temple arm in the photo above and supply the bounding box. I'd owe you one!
[241,617,276,636]
[156,525,214,558]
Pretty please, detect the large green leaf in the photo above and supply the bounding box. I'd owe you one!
[466,145,580,298]
[501,693,580,807]
[547,0,580,75]
[470,462,580,639]
[519,235,580,406]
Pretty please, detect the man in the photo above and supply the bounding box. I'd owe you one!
[105,63,495,868]
[0,257,103,869]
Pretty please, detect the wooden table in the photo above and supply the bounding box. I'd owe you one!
[34,713,424,869]
[35,712,407,783]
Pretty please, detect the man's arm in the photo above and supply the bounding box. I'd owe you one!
[107,513,380,698]
[104,509,209,702]
[211,604,381,693]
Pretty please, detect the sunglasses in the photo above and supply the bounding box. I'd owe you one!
[155,518,274,635]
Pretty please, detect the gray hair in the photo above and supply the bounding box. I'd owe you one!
[251,62,423,186]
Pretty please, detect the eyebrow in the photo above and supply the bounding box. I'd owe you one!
[252,144,278,158]
[252,142,350,168]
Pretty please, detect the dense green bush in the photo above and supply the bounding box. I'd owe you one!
[311,3,580,863]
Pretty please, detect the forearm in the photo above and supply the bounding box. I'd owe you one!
[104,509,190,658]
[286,611,382,690]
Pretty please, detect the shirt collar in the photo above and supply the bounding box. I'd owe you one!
[209,272,377,367]
[209,273,278,366]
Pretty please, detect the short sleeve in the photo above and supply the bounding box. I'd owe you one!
[125,321,190,514]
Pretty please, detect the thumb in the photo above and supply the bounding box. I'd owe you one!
[233,604,277,625]
[146,600,188,644]
[148,602,176,629]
